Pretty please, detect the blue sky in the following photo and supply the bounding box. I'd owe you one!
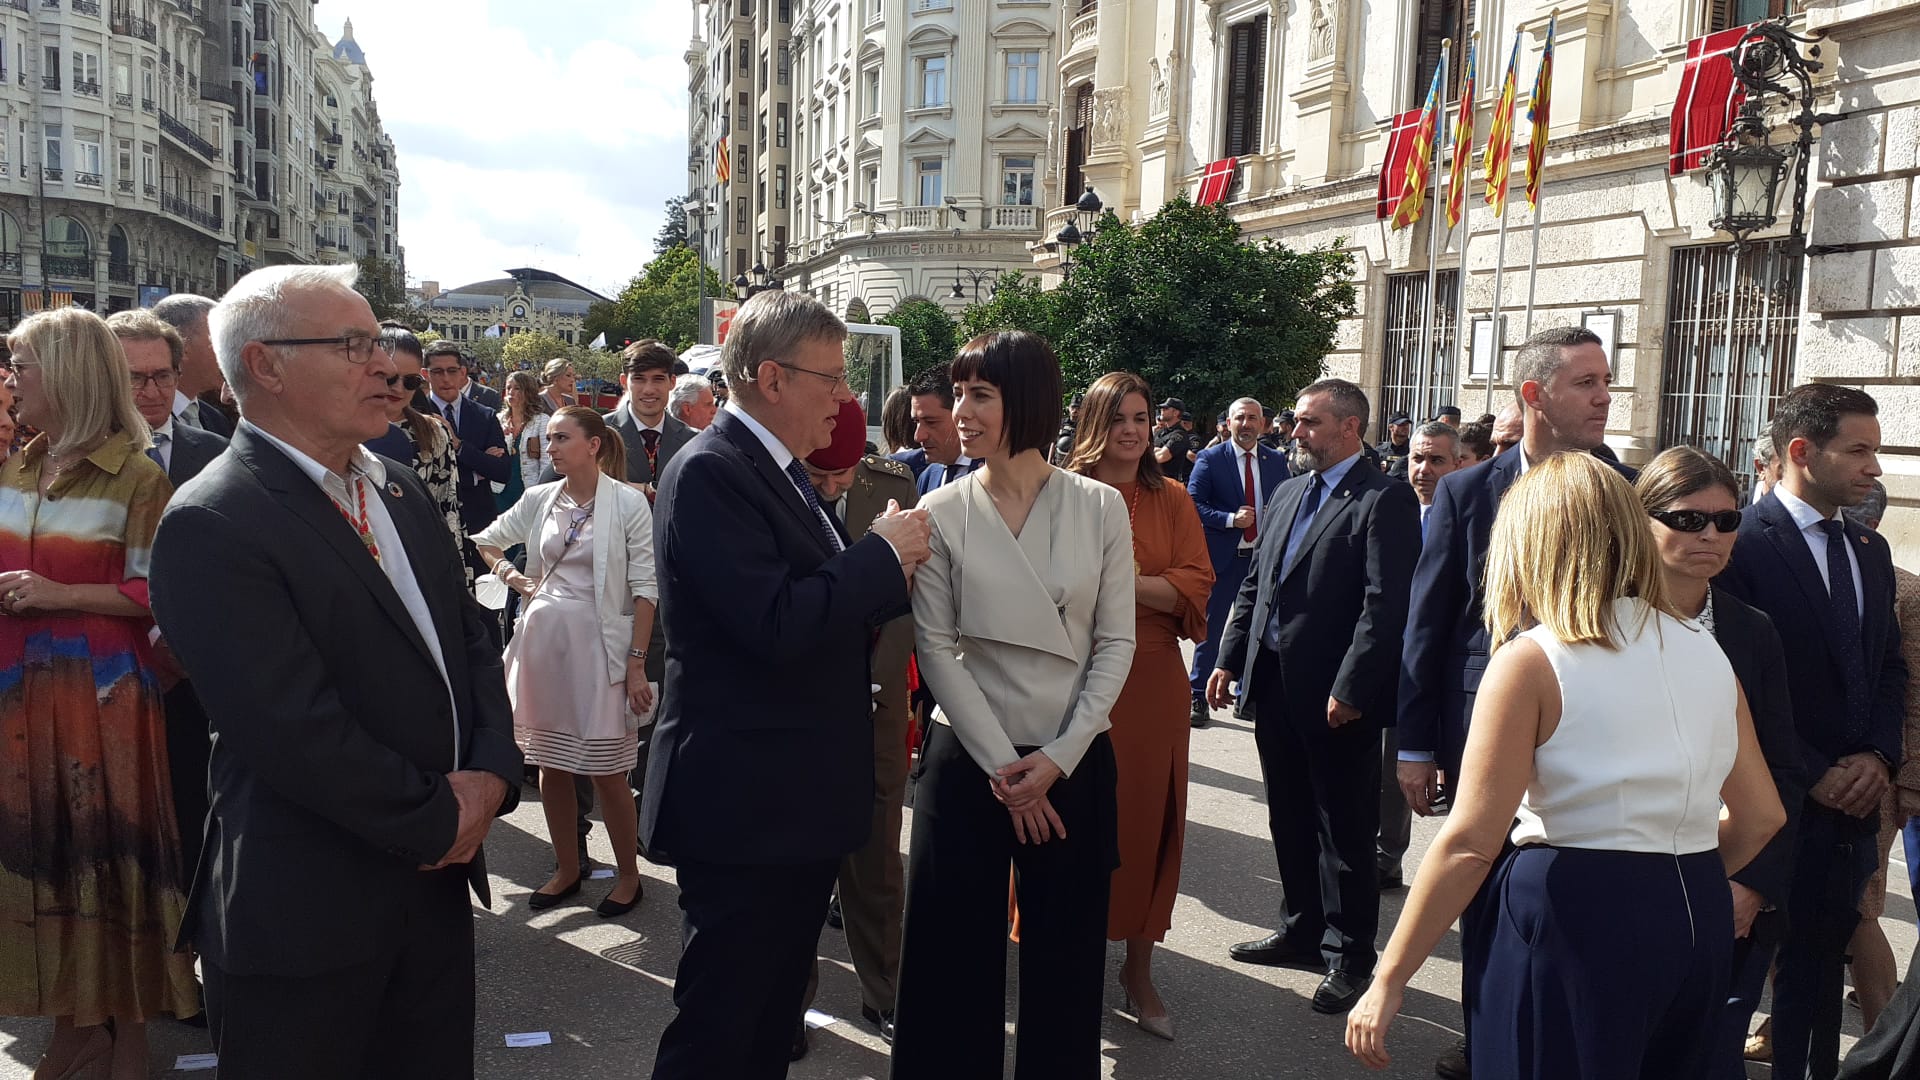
[310,1,691,296]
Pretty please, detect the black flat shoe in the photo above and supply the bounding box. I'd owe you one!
[1190,700,1210,728]
[528,877,582,911]
[790,1022,810,1062]
[596,881,643,918]
[861,1004,895,1043]
[1312,969,1371,1014]
[1228,931,1324,969]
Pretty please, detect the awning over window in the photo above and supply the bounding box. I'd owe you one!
[1669,26,1752,175]
[1376,109,1426,220]
[1196,157,1239,206]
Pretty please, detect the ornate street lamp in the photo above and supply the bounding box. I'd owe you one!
[1705,19,1845,256]
[950,266,995,302]
[1054,185,1104,275]
[1705,139,1788,248]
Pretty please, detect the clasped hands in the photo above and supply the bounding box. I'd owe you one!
[867,500,931,583]
[421,769,509,871]
[1810,751,1891,819]
[993,750,1066,844]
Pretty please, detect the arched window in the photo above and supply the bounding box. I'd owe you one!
[44,216,91,258]
[0,210,20,255]
[109,225,131,280]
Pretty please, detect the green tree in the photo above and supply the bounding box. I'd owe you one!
[501,330,572,372]
[583,245,729,352]
[1043,196,1355,420]
[957,271,1057,342]
[654,196,688,256]
[355,255,415,325]
[878,298,959,384]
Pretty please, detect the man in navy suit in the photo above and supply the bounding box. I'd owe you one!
[642,291,930,1078]
[1209,378,1419,1016]
[421,340,511,548]
[907,365,980,494]
[1396,326,1629,1079]
[1186,396,1288,727]
[1718,384,1906,1080]
[152,293,236,438]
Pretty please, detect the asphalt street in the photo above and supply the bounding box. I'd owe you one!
[4,673,1913,1078]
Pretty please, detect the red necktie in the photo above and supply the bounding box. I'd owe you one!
[1242,450,1258,543]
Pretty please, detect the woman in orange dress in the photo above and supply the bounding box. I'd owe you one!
[1067,371,1213,1040]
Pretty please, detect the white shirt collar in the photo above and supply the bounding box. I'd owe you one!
[431,389,463,409]
[153,417,175,442]
[244,421,389,489]
[1313,448,1364,490]
[171,389,194,419]
[1773,482,1841,532]
[626,400,665,434]
[724,400,794,471]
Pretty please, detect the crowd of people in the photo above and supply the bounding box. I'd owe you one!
[0,266,1915,1080]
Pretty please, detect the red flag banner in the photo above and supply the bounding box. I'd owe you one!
[1196,157,1239,206]
[1668,25,1751,176]
[1376,110,1425,220]
[1392,55,1449,231]
[715,137,732,184]
[1524,14,1557,212]
[1484,33,1521,213]
[1446,38,1478,229]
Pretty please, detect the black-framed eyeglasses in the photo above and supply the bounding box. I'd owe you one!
[777,362,850,389]
[259,334,393,365]
[130,369,179,391]
[384,373,424,392]
[1649,508,1742,534]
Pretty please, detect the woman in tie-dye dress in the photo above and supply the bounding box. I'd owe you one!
[0,307,198,1078]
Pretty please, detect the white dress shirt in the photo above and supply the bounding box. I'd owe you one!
[724,401,851,554]
[150,418,175,474]
[1773,483,1865,619]
[171,389,204,431]
[1235,442,1268,551]
[245,422,460,767]
[431,390,462,434]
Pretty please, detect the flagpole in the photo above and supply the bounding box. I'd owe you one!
[1418,43,1451,419]
[1521,12,1557,339]
[1522,197,1544,337]
[1451,33,1477,419]
[1485,204,1510,411]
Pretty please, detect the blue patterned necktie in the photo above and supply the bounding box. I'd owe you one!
[146,431,167,469]
[784,459,843,552]
[1820,519,1871,738]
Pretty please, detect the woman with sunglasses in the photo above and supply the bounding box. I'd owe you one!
[368,327,464,556]
[1635,446,1805,1078]
[472,407,657,917]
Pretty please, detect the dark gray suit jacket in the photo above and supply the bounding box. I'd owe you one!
[165,421,227,488]
[463,380,502,412]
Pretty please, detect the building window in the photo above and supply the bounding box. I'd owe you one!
[1002,156,1036,205]
[142,143,155,190]
[1413,0,1472,107]
[777,43,789,84]
[1660,241,1802,489]
[1065,83,1093,205]
[736,197,748,232]
[779,0,790,20]
[758,109,768,151]
[75,51,100,94]
[1710,0,1793,29]
[1005,50,1041,104]
[42,46,59,89]
[42,124,60,174]
[916,158,944,206]
[1222,15,1268,157]
[864,166,879,207]
[74,131,101,184]
[776,103,788,147]
[116,138,131,182]
[1379,270,1460,429]
[862,66,882,116]
[920,55,947,107]
[739,39,751,73]
[735,248,748,275]
[776,165,788,209]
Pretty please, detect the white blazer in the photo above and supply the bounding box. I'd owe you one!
[472,470,658,685]
[911,467,1137,777]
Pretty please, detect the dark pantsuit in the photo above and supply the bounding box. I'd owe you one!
[1718,914,1784,1080]
[1773,805,1879,1080]
[161,680,211,874]
[202,868,474,1079]
[1250,649,1382,976]
[653,857,840,1080]
[1377,726,1410,878]
[1472,846,1732,1080]
[890,725,1116,1080]
[1189,553,1252,703]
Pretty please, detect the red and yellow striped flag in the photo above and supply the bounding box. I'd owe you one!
[1391,51,1449,231]
[1524,14,1558,212]
[1445,38,1478,229]
[715,137,732,185]
[1483,32,1522,214]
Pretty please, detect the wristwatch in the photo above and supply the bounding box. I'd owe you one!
[627,648,648,661]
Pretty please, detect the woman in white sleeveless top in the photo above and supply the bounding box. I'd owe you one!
[1346,452,1785,1078]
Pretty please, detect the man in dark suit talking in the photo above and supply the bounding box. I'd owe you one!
[1209,378,1419,1015]
[150,264,523,1079]
[642,290,931,1078]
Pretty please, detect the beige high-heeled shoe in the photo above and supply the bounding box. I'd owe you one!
[1119,976,1176,1042]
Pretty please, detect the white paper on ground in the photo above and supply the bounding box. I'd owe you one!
[588,868,616,879]
[804,1009,838,1029]
[504,1031,553,1047]
[175,1053,219,1070]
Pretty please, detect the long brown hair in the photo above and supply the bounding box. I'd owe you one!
[504,370,551,425]
[554,405,626,481]
[1065,371,1164,491]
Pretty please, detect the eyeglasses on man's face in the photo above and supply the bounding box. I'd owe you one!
[129,369,179,391]
[258,333,393,365]
[777,362,851,390]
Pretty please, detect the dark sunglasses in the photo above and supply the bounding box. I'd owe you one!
[384,373,425,391]
[1649,508,1742,533]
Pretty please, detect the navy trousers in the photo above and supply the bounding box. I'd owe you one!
[1470,846,1732,1080]
[1189,551,1253,703]
[1716,912,1784,1080]
[1772,805,1878,1080]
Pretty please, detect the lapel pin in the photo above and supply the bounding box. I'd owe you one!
[386,481,403,499]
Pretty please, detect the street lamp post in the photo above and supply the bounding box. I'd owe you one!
[1054,185,1105,276]
[949,266,996,303]
[737,260,785,301]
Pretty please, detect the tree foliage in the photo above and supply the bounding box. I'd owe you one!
[958,196,1356,418]
[583,244,730,354]
[877,298,959,384]
[501,330,572,372]
[355,255,415,325]
[654,196,688,256]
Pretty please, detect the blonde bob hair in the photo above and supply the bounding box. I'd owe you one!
[1483,451,1672,653]
[9,307,151,457]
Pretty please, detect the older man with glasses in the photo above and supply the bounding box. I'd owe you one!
[148,264,523,1079]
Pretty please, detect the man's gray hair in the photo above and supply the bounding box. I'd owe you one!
[1511,326,1604,398]
[1228,396,1263,416]
[1752,433,1778,466]
[151,292,216,332]
[721,290,846,390]
[668,372,711,420]
[210,264,360,403]
[1414,420,1460,450]
[1298,378,1370,429]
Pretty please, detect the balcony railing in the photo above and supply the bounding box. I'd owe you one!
[132,16,155,42]
[75,80,101,98]
[4,0,26,11]
[117,177,133,192]
[42,76,60,91]
[201,81,237,107]
[141,97,155,112]
[352,212,375,233]
[40,0,59,9]
[0,253,20,273]
[42,167,62,181]
[114,91,133,107]
[75,170,102,187]
[143,182,156,195]
[158,110,220,160]
[989,205,1039,231]
[108,259,133,283]
[72,0,98,13]
[1068,8,1098,50]
[159,191,222,231]
[325,133,341,145]
[44,255,94,279]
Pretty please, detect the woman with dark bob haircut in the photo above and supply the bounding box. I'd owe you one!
[892,331,1138,1078]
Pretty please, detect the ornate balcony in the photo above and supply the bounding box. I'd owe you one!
[108,259,133,283]
[989,205,1039,231]
[159,191,222,231]
[114,92,133,108]
[0,253,20,273]
[72,0,98,13]
[75,171,103,187]
[75,80,101,98]
[159,110,220,160]
[43,255,94,279]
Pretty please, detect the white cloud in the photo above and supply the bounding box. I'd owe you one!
[310,0,691,295]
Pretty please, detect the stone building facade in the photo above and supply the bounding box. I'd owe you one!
[417,268,606,347]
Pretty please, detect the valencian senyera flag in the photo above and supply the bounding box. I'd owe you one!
[715,137,731,184]
[1484,32,1521,214]
[1525,14,1558,212]
[1446,38,1478,229]
[1391,52,1448,231]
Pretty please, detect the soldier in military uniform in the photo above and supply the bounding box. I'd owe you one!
[794,399,917,1052]
[1375,410,1412,479]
